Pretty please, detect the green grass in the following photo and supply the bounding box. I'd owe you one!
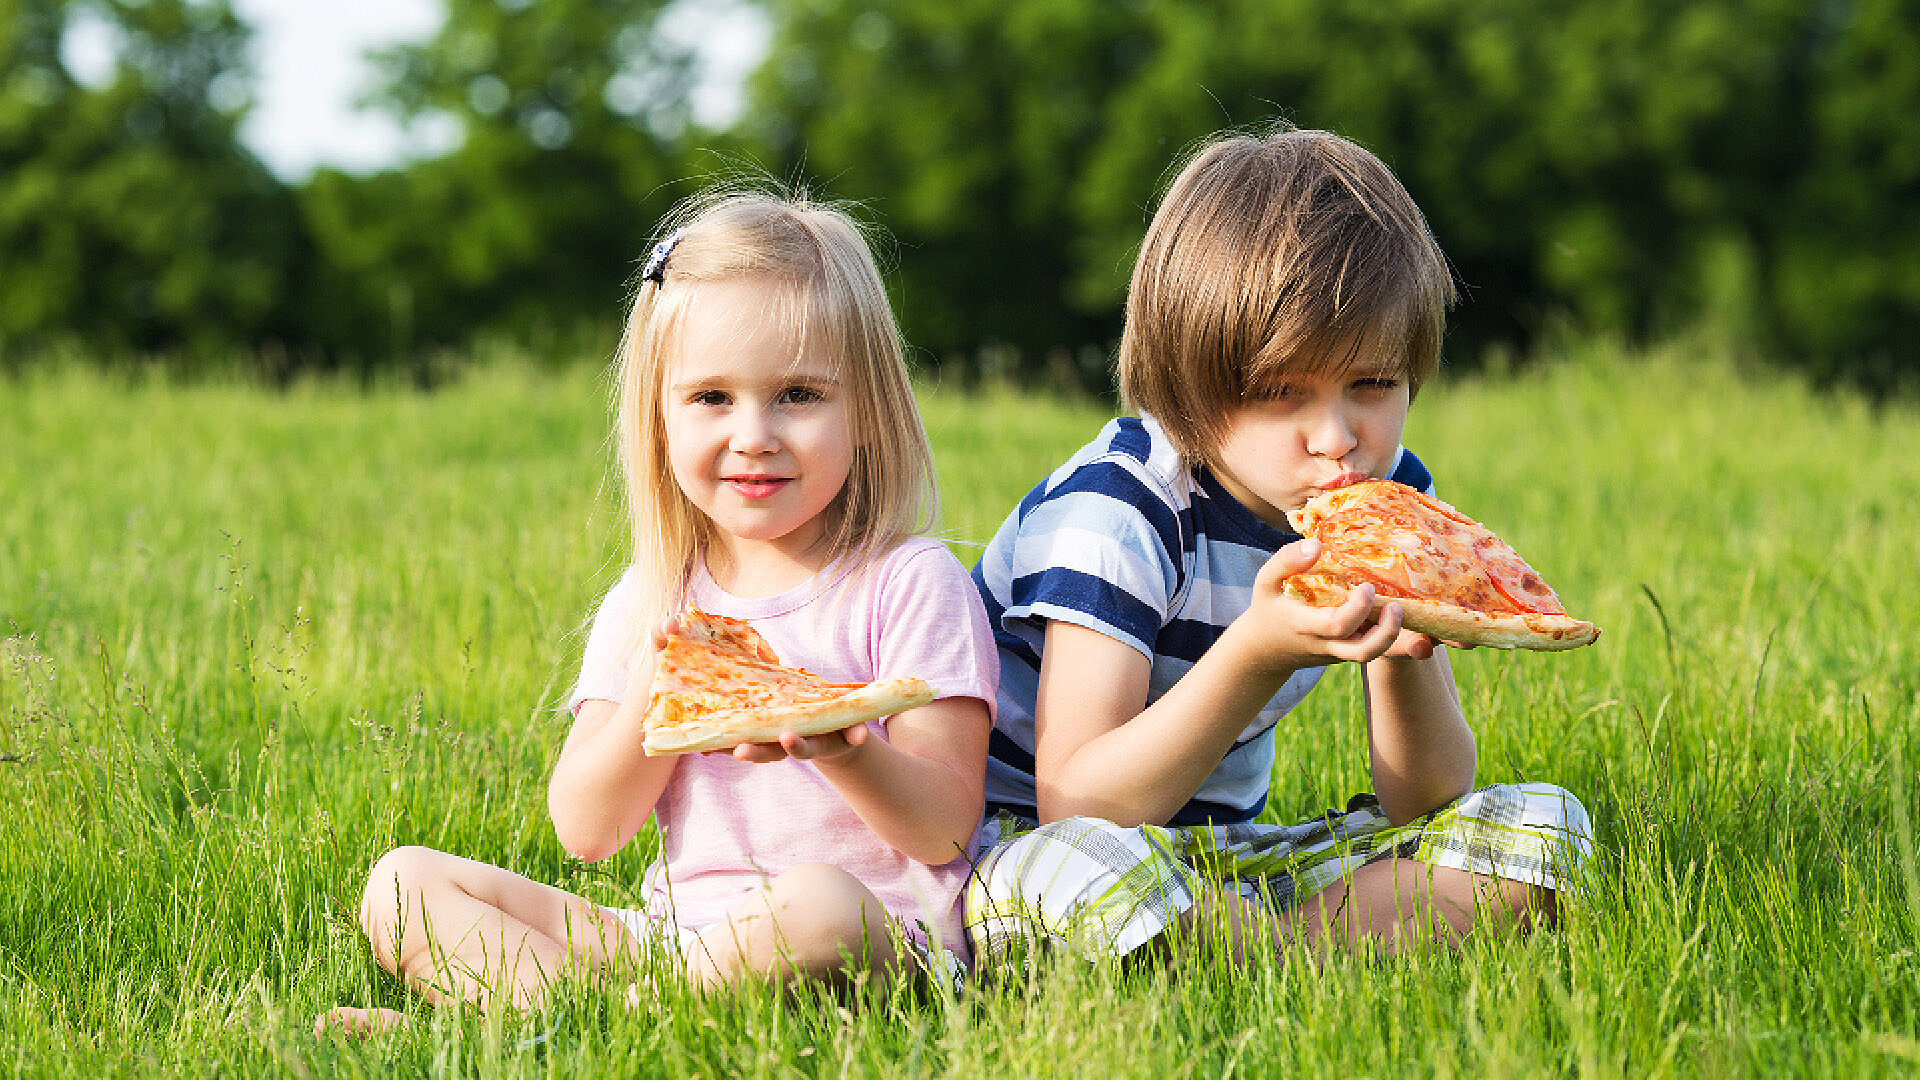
[3,344,1917,1077]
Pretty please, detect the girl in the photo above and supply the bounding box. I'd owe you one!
[317,192,997,1035]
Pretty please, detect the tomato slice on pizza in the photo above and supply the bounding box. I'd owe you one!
[641,608,936,755]
[1283,480,1600,651]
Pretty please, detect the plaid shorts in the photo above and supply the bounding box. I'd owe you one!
[963,781,1591,962]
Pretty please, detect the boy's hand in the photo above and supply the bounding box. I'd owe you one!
[1379,629,1478,660]
[1254,543,1476,663]
[1246,538,1406,668]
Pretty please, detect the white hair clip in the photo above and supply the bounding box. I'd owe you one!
[641,227,686,287]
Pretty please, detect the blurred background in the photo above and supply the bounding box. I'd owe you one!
[2,0,1916,395]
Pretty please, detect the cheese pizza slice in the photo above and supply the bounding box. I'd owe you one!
[641,608,936,755]
[1283,480,1600,651]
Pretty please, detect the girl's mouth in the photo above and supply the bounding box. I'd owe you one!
[724,476,791,499]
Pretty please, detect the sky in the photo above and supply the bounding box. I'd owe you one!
[230,0,450,178]
[221,0,769,180]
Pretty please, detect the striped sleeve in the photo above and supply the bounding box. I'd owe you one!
[997,457,1182,659]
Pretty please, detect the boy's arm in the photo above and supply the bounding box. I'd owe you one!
[731,697,991,866]
[547,626,679,863]
[1361,648,1476,824]
[1034,539,1405,826]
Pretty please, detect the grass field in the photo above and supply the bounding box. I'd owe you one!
[3,343,1917,1077]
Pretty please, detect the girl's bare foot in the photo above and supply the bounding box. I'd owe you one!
[313,1006,408,1038]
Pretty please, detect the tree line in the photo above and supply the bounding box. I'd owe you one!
[3,0,1917,392]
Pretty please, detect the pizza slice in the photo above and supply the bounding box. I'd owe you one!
[641,608,937,755]
[1282,479,1600,651]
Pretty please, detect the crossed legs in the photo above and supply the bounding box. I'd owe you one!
[315,848,897,1036]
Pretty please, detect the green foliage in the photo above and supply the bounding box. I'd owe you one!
[0,0,301,362]
[4,0,1920,390]
[4,354,1919,1075]
[750,0,1920,392]
[745,0,1152,378]
[294,0,706,367]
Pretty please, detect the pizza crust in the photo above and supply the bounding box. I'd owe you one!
[1283,573,1600,651]
[643,676,936,755]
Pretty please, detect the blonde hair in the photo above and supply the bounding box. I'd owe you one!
[613,190,936,626]
[1119,126,1457,465]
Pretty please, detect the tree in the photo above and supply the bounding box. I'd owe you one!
[746,0,1155,382]
[0,0,301,362]
[749,0,1920,391]
[298,0,707,366]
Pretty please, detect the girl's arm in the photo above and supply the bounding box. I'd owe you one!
[1360,647,1476,824]
[547,631,679,863]
[731,697,990,866]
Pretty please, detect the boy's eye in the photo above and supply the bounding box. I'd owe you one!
[1350,377,1401,395]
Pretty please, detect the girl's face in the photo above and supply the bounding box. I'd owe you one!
[1209,363,1411,531]
[663,280,855,572]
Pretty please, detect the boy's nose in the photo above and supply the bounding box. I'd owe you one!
[1305,406,1359,458]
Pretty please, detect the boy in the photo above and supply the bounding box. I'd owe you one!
[964,127,1590,963]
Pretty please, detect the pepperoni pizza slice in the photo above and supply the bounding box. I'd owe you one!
[641,608,936,755]
[1283,479,1600,651]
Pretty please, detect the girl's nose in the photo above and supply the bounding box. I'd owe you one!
[728,407,781,454]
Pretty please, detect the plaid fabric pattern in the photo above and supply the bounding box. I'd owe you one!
[964,781,1591,961]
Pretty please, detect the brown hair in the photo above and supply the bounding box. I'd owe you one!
[613,189,936,628]
[1118,126,1456,465]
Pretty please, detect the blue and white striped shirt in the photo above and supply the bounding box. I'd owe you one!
[971,416,1433,825]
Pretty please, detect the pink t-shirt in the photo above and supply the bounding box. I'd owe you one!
[568,536,998,956]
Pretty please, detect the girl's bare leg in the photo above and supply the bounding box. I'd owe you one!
[683,862,900,991]
[315,845,638,1034]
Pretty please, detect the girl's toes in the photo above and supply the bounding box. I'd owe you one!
[313,1006,408,1038]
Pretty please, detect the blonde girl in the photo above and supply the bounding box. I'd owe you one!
[318,192,997,1035]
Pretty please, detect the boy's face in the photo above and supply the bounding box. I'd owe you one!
[1209,365,1412,531]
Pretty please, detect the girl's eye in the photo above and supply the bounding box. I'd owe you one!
[693,389,730,407]
[778,385,824,405]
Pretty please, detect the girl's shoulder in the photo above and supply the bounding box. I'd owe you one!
[862,535,969,586]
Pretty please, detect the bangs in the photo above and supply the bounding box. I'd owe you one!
[1242,305,1417,396]
[666,274,844,386]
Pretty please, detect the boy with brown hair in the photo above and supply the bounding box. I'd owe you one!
[963,126,1590,962]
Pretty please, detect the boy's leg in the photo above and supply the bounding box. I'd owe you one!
[685,862,898,991]
[351,845,638,1013]
[1280,859,1551,954]
[1182,860,1550,962]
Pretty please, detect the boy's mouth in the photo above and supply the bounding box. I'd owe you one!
[1319,470,1369,492]
[723,475,792,499]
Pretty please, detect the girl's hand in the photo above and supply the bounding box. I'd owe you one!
[622,614,682,703]
[713,724,871,766]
